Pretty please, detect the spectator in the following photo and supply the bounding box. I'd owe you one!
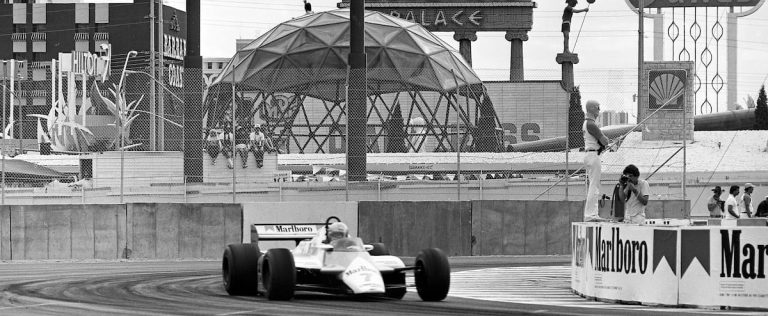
[739,183,755,218]
[562,0,589,53]
[707,186,724,218]
[618,164,649,224]
[205,126,223,165]
[250,124,274,168]
[582,100,612,222]
[755,196,768,218]
[234,123,251,168]
[220,124,234,169]
[724,185,740,219]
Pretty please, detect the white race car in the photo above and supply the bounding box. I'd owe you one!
[222,216,450,301]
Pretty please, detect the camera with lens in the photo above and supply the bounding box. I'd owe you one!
[619,174,629,185]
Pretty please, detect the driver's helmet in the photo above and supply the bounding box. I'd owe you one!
[327,222,348,241]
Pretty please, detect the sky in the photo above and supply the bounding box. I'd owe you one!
[160,0,768,118]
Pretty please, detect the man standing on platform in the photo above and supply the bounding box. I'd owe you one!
[707,186,724,218]
[724,185,741,219]
[583,100,611,222]
[740,183,755,218]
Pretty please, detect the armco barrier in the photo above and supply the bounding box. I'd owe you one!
[2,204,126,260]
[357,201,471,257]
[127,203,241,259]
[241,202,358,244]
[471,200,582,256]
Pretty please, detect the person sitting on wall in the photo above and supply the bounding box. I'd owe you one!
[618,164,650,224]
[562,0,589,53]
[220,123,234,169]
[250,124,273,168]
[205,125,223,165]
[234,122,251,168]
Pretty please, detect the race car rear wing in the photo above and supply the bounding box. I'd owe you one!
[251,223,326,245]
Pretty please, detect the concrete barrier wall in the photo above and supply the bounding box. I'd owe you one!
[471,200,582,256]
[598,199,691,219]
[2,204,126,260]
[241,202,358,243]
[1,206,10,260]
[357,201,472,257]
[127,203,242,259]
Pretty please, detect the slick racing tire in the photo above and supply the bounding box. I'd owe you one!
[384,272,407,299]
[262,248,296,300]
[369,243,390,256]
[414,248,450,301]
[222,243,261,295]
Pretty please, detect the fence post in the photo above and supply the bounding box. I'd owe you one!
[480,170,483,200]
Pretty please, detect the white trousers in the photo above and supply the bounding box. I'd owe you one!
[584,152,601,218]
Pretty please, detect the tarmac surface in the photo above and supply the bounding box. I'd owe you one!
[0,256,755,315]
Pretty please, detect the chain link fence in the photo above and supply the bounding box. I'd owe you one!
[0,64,713,209]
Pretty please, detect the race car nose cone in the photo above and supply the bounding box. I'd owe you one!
[342,257,385,294]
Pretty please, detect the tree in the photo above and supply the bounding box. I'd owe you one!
[568,86,585,149]
[755,85,768,130]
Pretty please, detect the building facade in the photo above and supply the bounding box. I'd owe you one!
[0,0,187,150]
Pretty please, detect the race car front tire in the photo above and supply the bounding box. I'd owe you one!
[414,248,450,301]
[262,248,296,300]
[222,243,261,295]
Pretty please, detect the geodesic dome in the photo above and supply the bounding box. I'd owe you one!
[210,8,483,101]
[205,9,502,154]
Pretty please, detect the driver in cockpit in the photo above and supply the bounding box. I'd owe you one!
[327,222,349,242]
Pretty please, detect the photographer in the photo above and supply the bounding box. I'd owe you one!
[617,164,649,224]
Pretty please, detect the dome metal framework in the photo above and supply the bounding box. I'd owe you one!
[205,9,503,154]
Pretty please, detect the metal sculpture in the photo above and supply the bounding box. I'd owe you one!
[205,9,503,154]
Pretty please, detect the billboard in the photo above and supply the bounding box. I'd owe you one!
[573,223,768,309]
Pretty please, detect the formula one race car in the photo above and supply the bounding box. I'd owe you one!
[222,216,450,301]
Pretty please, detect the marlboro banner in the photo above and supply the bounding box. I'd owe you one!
[679,227,768,309]
[573,223,768,309]
[571,223,678,305]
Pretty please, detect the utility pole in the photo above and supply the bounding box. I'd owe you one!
[158,0,165,151]
[184,0,203,182]
[2,60,6,205]
[347,0,367,182]
[638,0,644,120]
[149,0,156,151]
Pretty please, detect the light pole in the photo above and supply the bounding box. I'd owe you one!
[119,51,138,204]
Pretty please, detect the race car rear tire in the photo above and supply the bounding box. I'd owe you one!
[414,248,450,301]
[369,243,390,256]
[262,248,296,300]
[222,243,261,295]
[384,272,406,299]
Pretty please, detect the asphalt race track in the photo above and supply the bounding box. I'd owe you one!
[0,258,757,316]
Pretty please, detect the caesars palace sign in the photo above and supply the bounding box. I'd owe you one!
[337,0,535,32]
